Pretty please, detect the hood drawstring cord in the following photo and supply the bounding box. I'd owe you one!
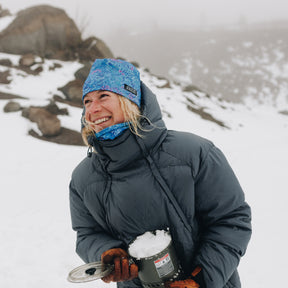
[87,146,93,158]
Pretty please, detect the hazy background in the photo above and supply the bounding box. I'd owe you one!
[2,0,288,103]
[2,0,288,104]
[2,0,288,38]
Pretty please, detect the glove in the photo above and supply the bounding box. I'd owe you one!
[101,248,138,283]
[165,279,199,288]
[165,267,203,288]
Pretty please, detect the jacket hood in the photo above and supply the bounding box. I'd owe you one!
[139,81,164,127]
[86,82,167,171]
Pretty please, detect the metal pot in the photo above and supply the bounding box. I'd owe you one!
[132,241,183,288]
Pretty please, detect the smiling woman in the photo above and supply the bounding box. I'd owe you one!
[81,59,143,143]
[70,58,252,288]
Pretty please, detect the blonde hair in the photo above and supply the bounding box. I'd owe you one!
[81,95,145,146]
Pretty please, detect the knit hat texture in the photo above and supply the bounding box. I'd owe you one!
[82,58,141,107]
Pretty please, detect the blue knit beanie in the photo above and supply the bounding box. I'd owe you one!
[82,58,141,107]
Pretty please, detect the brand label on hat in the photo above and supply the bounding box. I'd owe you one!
[124,84,137,95]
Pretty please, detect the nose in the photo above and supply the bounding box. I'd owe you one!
[88,99,101,113]
[85,99,102,121]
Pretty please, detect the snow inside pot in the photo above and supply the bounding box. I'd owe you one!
[128,230,183,288]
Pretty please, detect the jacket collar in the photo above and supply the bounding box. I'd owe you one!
[91,121,167,172]
[90,82,167,172]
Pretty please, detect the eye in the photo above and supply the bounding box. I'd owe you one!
[84,99,91,105]
[99,93,108,99]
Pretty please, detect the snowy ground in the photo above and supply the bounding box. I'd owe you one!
[0,54,288,288]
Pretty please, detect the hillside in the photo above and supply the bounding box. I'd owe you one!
[1,47,288,288]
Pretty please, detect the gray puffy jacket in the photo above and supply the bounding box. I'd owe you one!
[69,82,252,288]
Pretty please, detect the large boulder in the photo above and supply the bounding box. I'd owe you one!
[0,5,82,59]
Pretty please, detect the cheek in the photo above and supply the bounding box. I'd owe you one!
[109,102,124,121]
[84,110,89,119]
[84,109,91,121]
[85,105,91,119]
[115,109,125,122]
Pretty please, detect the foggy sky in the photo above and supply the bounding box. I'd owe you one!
[1,0,288,37]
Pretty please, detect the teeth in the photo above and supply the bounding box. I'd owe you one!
[94,117,109,125]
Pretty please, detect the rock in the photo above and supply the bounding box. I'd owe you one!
[21,102,83,145]
[186,101,227,128]
[0,91,27,100]
[0,5,82,60]
[53,95,83,108]
[3,101,22,112]
[0,5,11,17]
[78,36,114,61]
[58,79,83,104]
[49,62,62,71]
[43,101,69,115]
[32,65,43,74]
[17,54,44,75]
[0,58,12,67]
[279,110,288,116]
[0,70,11,84]
[157,81,171,89]
[183,84,203,93]
[74,63,92,81]
[19,54,37,67]
[131,61,140,68]
[22,106,61,136]
[0,5,115,62]
[17,64,44,76]
[29,127,84,146]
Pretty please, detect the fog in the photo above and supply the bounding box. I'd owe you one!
[1,0,288,38]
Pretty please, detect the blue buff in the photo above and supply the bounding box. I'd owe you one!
[95,122,130,140]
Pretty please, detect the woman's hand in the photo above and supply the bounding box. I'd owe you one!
[165,267,203,288]
[101,248,138,283]
[165,279,199,288]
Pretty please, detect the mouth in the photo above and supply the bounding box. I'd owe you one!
[93,117,111,125]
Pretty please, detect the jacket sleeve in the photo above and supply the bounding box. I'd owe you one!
[69,180,124,263]
[192,144,252,288]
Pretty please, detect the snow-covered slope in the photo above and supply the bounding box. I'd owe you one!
[0,50,288,288]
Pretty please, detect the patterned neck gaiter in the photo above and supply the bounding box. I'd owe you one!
[95,122,130,141]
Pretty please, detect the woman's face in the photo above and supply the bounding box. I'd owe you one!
[83,90,125,133]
